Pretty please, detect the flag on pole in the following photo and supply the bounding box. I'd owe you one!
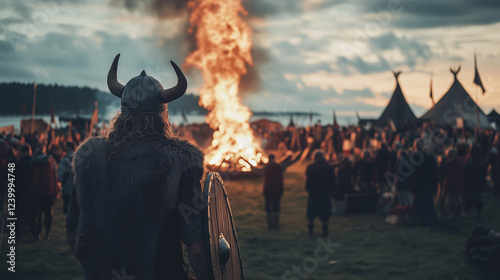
[333,110,339,128]
[181,110,188,124]
[430,71,435,106]
[88,101,98,138]
[474,51,486,94]
[67,121,73,142]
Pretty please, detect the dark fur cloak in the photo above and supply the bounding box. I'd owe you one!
[71,136,204,279]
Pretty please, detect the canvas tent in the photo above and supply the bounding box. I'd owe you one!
[488,109,500,127]
[377,71,417,127]
[20,119,48,134]
[421,67,489,128]
[0,125,15,134]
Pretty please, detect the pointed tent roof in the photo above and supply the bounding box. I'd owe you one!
[488,109,500,118]
[421,67,489,127]
[377,71,417,126]
[488,109,500,122]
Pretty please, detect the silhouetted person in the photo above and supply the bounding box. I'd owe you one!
[306,150,335,237]
[262,154,284,230]
[375,142,391,193]
[354,150,375,193]
[439,148,464,218]
[66,56,210,279]
[58,142,76,214]
[48,135,64,163]
[464,145,487,218]
[31,145,58,240]
[413,140,438,226]
[15,144,38,240]
[395,150,414,206]
[334,155,354,212]
[487,146,499,196]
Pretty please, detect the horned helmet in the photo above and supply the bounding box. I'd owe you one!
[107,54,187,114]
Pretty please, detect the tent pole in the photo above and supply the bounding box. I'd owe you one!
[475,84,479,129]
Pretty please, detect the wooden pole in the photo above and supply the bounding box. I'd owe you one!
[30,83,37,134]
[476,84,480,129]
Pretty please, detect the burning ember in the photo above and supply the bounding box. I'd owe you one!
[186,0,267,172]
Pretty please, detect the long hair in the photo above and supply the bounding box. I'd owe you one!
[105,110,176,160]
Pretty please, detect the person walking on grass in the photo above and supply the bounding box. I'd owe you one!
[305,150,336,237]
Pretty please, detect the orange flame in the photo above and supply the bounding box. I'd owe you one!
[185,0,266,172]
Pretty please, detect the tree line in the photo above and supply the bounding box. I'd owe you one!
[0,82,207,117]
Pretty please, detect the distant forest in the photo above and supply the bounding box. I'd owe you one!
[0,82,319,120]
[0,82,207,118]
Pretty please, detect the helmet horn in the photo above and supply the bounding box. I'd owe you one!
[161,61,187,103]
[107,54,125,98]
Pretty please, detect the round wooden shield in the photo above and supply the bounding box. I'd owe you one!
[203,172,244,280]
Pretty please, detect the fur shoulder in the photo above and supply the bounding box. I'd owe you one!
[160,137,205,176]
[72,136,205,178]
[72,137,108,172]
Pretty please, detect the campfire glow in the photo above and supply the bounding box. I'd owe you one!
[186,0,266,172]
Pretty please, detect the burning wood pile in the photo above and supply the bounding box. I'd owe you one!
[185,0,268,174]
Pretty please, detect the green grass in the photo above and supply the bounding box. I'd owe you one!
[1,162,499,280]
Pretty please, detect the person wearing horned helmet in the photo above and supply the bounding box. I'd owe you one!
[66,54,209,280]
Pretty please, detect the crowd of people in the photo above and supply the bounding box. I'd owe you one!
[1,120,499,241]
[261,121,500,234]
[0,128,80,241]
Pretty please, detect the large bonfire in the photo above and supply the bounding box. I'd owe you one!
[185,0,266,172]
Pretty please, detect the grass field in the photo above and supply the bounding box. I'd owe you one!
[1,161,499,280]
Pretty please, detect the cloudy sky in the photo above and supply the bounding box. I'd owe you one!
[1,0,499,119]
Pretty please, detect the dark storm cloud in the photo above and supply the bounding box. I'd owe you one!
[239,0,500,28]
[355,0,500,28]
[333,32,433,75]
[56,23,80,34]
[343,88,375,98]
[149,0,189,18]
[0,17,24,25]
[11,2,33,19]
[0,40,15,54]
[246,0,500,28]
[370,32,432,68]
[335,55,391,75]
[0,28,183,90]
[242,0,303,17]
[0,62,37,80]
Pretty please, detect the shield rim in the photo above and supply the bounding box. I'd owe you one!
[202,172,245,280]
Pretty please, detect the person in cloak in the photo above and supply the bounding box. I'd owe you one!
[305,150,336,237]
[65,54,209,280]
[412,139,438,226]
